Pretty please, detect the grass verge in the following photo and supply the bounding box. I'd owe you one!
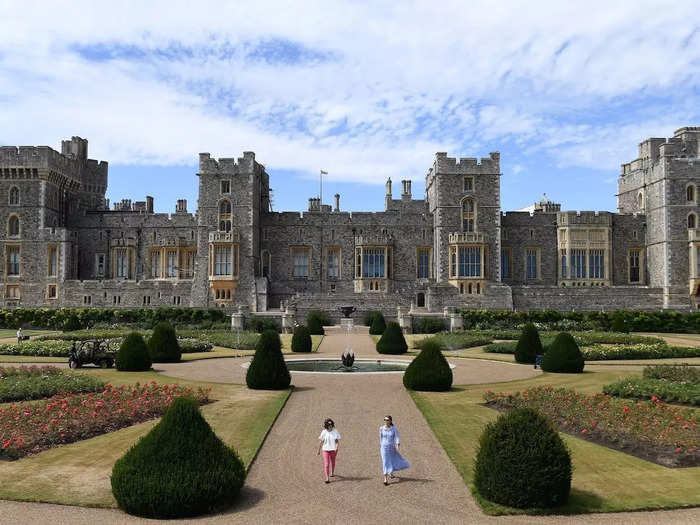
[0,368,289,508]
[410,369,700,515]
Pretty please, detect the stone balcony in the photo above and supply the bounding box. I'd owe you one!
[209,230,240,243]
[448,232,485,244]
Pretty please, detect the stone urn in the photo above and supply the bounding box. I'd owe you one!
[339,306,356,318]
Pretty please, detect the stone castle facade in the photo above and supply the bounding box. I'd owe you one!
[1,127,699,321]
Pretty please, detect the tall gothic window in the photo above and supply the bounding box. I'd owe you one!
[688,213,697,229]
[417,247,431,278]
[629,248,640,283]
[8,216,19,237]
[219,199,232,232]
[461,198,475,232]
[8,187,19,205]
[688,184,696,203]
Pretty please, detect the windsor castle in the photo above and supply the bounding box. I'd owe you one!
[2,127,700,324]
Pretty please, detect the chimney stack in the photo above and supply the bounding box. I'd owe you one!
[176,199,187,213]
[146,196,154,214]
[334,193,340,212]
[401,179,412,200]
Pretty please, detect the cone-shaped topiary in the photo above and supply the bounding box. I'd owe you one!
[246,330,291,389]
[306,310,329,335]
[514,323,543,364]
[541,332,585,373]
[291,325,312,352]
[363,310,382,327]
[111,396,246,518]
[147,322,181,363]
[403,339,452,391]
[474,408,571,509]
[376,322,408,354]
[116,332,152,371]
[369,312,387,335]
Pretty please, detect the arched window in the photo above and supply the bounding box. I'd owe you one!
[8,187,19,206]
[416,292,425,308]
[461,198,476,232]
[688,213,697,229]
[218,199,232,232]
[688,184,696,203]
[8,216,19,236]
[637,191,644,210]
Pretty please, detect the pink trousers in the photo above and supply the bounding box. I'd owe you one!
[322,450,337,477]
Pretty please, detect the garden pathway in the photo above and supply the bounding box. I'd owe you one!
[2,328,699,524]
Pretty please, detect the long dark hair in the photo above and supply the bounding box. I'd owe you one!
[323,418,335,430]
[384,415,393,426]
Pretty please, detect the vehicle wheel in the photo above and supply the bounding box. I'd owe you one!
[68,359,80,369]
[98,359,109,369]
[106,359,114,368]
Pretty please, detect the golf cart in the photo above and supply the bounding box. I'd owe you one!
[68,340,116,369]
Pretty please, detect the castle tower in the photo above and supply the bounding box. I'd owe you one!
[618,127,700,308]
[426,151,502,289]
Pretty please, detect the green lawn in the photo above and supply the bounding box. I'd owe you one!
[411,369,700,515]
[0,329,57,340]
[280,334,324,353]
[0,368,290,507]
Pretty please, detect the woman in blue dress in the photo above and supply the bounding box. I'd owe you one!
[379,415,409,485]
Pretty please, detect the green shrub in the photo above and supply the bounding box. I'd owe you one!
[116,333,152,372]
[147,322,181,363]
[484,342,517,354]
[246,330,291,389]
[376,322,408,354]
[417,332,492,351]
[0,366,105,402]
[369,312,387,335]
[403,339,452,391]
[306,310,330,335]
[177,339,213,353]
[603,377,700,406]
[62,315,81,332]
[474,408,571,509]
[611,311,629,333]
[247,316,280,333]
[291,325,312,353]
[111,396,245,518]
[581,343,700,360]
[0,340,72,357]
[180,330,259,350]
[541,333,584,373]
[514,323,543,364]
[643,364,700,383]
[413,317,445,334]
[363,310,383,327]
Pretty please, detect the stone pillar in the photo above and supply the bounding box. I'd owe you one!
[397,306,412,334]
[231,305,245,331]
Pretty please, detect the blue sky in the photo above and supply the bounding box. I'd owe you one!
[1,1,699,213]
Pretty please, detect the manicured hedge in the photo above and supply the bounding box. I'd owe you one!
[369,312,387,335]
[246,330,291,389]
[0,307,227,331]
[376,322,408,354]
[0,366,105,402]
[177,339,213,353]
[541,333,584,373]
[474,408,571,509]
[416,332,492,351]
[460,309,700,333]
[147,322,181,363]
[247,316,281,333]
[291,325,312,352]
[514,323,543,364]
[403,339,452,391]
[412,317,445,334]
[116,333,152,372]
[307,310,330,335]
[111,396,245,518]
[644,364,700,383]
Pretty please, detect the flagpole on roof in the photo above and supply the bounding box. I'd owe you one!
[320,169,328,208]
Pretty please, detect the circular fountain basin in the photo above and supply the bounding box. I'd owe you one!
[242,358,456,374]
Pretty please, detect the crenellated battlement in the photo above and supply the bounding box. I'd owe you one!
[557,211,613,226]
[0,142,108,183]
[430,151,500,175]
[620,125,700,175]
[198,151,257,174]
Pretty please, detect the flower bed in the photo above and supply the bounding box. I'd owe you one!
[0,381,210,460]
[483,386,700,467]
[177,338,213,353]
[484,340,700,361]
[0,340,72,357]
[0,366,105,402]
[603,378,700,406]
[644,364,700,383]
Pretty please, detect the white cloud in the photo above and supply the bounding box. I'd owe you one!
[0,0,698,188]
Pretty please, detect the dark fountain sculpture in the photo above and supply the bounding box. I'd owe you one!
[339,305,356,318]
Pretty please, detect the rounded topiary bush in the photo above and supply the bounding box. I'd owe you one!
[291,325,312,353]
[147,322,181,363]
[376,322,408,355]
[111,396,246,518]
[306,310,329,335]
[514,322,543,364]
[246,330,291,389]
[369,312,387,335]
[541,332,585,373]
[403,339,452,391]
[116,333,152,371]
[474,408,571,509]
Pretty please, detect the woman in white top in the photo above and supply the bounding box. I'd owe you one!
[317,418,341,483]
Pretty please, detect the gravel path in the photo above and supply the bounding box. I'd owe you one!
[2,328,699,524]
